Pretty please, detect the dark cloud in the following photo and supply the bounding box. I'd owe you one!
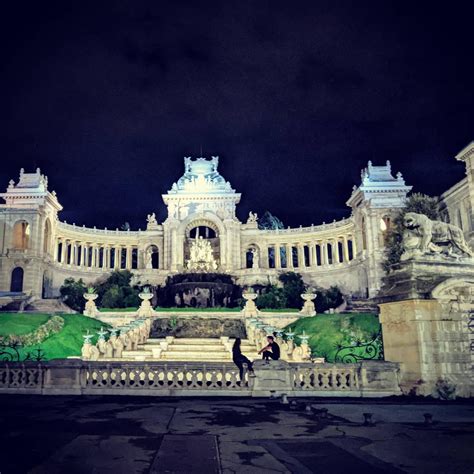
[0,1,472,229]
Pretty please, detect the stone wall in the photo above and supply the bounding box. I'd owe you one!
[378,259,474,398]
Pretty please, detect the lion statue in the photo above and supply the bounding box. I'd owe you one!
[401,212,473,260]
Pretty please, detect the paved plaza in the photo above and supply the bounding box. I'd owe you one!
[0,395,473,474]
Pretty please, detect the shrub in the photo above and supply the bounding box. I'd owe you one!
[256,285,287,308]
[60,278,87,311]
[315,286,344,313]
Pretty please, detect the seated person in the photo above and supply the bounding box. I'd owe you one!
[258,335,280,361]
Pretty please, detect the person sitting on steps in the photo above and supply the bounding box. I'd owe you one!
[258,335,280,362]
[232,338,256,381]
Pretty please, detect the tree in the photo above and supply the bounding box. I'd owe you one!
[383,193,440,272]
[279,272,306,308]
[258,211,284,230]
[95,270,141,308]
[59,278,87,312]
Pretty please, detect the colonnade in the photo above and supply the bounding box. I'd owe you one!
[54,238,140,271]
[251,235,355,270]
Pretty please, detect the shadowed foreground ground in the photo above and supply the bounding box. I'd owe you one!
[0,395,473,473]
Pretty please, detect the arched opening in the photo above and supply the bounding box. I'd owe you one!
[146,245,159,269]
[42,271,53,298]
[43,219,51,254]
[379,216,391,245]
[185,221,220,269]
[10,267,24,292]
[246,249,254,268]
[12,221,30,249]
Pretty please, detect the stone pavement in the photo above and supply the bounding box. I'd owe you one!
[0,395,473,474]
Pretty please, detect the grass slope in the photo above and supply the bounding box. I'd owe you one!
[0,313,110,360]
[283,313,382,362]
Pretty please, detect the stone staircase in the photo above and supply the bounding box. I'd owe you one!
[26,298,77,314]
[345,298,379,314]
[122,337,259,362]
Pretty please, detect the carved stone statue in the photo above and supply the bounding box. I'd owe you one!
[401,212,474,260]
[247,211,258,224]
[186,234,218,271]
[146,213,158,229]
[251,247,259,269]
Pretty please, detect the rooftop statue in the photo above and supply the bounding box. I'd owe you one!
[247,211,258,224]
[401,212,474,260]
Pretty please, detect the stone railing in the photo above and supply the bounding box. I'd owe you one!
[86,362,246,393]
[0,360,401,397]
[57,221,143,237]
[258,217,353,235]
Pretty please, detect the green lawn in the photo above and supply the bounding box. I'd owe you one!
[0,313,110,361]
[283,313,382,363]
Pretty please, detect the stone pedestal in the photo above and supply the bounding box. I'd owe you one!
[251,360,292,396]
[299,292,316,316]
[241,291,260,317]
[378,258,474,397]
[83,293,99,317]
[137,291,156,317]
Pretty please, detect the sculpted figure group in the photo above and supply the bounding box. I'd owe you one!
[81,318,152,361]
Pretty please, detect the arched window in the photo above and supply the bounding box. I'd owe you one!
[146,245,159,269]
[43,219,51,254]
[12,221,30,249]
[10,267,24,292]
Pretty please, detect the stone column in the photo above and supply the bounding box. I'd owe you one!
[91,245,96,268]
[297,243,304,268]
[53,238,59,261]
[115,247,121,269]
[309,242,315,267]
[322,241,328,265]
[61,240,67,264]
[333,239,340,263]
[126,246,132,269]
[343,236,349,262]
[275,244,281,269]
[286,244,293,268]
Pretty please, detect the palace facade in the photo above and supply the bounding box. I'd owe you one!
[1,142,473,302]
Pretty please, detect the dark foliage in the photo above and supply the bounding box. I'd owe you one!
[59,278,87,311]
[94,270,141,308]
[258,211,284,230]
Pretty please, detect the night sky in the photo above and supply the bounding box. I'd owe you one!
[1,1,473,229]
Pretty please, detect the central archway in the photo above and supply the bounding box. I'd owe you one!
[184,219,221,269]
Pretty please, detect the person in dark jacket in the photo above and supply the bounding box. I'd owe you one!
[232,338,255,380]
[258,335,281,361]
